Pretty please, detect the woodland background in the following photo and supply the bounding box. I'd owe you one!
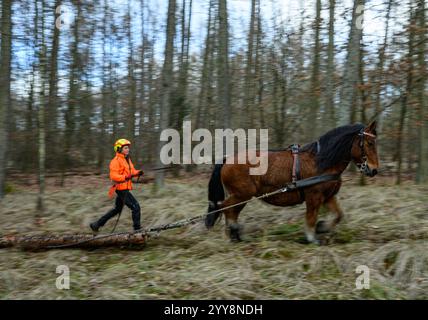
[0,0,427,207]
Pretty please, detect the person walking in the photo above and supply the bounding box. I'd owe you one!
[90,139,143,233]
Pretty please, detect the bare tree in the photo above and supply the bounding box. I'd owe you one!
[36,0,49,211]
[171,0,193,131]
[126,0,137,143]
[243,0,258,128]
[45,0,62,166]
[373,0,393,124]
[415,0,427,183]
[97,0,109,172]
[217,0,231,129]
[196,0,216,130]
[325,0,336,129]
[396,0,416,185]
[155,0,177,188]
[61,1,81,186]
[308,0,321,138]
[0,0,13,200]
[339,0,365,124]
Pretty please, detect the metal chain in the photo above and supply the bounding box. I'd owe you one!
[145,186,290,233]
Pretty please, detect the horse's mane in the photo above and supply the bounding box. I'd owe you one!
[301,123,365,171]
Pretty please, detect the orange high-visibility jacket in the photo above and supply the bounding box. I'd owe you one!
[109,152,140,191]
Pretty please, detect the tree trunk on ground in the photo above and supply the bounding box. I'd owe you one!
[0,233,146,251]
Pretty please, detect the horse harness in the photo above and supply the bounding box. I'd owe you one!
[286,143,340,201]
[44,132,374,249]
[289,144,306,201]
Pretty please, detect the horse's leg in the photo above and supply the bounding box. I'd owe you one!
[221,194,248,242]
[317,196,343,233]
[304,193,324,244]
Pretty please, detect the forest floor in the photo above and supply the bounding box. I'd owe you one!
[0,171,427,299]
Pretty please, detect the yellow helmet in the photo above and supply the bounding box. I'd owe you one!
[114,138,131,153]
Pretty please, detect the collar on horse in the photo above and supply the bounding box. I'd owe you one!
[286,143,341,200]
[285,128,376,196]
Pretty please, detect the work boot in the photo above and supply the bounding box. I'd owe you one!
[90,222,100,233]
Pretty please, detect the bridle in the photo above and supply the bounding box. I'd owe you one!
[356,128,376,174]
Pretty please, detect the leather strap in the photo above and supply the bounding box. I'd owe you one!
[290,144,305,201]
[286,144,340,201]
[291,144,300,183]
[294,174,341,189]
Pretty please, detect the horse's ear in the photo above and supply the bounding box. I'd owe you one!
[365,120,377,134]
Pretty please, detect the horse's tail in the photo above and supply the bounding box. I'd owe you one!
[205,162,225,229]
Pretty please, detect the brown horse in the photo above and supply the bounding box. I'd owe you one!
[205,121,379,244]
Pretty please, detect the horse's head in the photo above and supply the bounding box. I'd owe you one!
[351,120,379,177]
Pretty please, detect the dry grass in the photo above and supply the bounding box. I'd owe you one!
[0,173,427,299]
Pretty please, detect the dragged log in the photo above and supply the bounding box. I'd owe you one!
[0,235,15,249]
[0,232,147,251]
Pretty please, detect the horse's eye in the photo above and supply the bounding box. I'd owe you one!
[368,141,374,147]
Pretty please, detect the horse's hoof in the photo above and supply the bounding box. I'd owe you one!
[309,238,321,245]
[228,223,242,242]
[205,212,220,229]
[315,232,332,245]
[230,232,242,242]
[316,220,330,234]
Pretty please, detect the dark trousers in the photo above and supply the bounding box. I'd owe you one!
[97,190,141,230]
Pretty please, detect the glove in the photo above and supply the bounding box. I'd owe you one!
[125,173,133,180]
[137,170,144,177]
